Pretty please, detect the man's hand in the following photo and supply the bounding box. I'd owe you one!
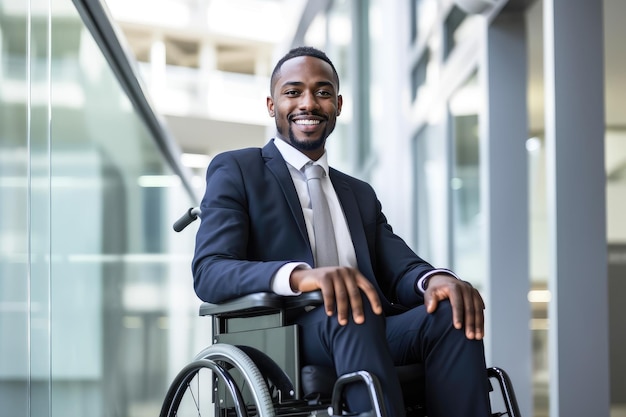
[290,267,382,326]
[424,274,485,340]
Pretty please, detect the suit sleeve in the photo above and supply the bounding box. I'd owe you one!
[364,186,434,308]
[191,152,289,303]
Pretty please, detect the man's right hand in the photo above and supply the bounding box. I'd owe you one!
[289,266,382,326]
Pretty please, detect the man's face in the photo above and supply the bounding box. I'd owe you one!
[267,55,343,160]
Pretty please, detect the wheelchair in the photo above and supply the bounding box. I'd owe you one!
[161,208,522,417]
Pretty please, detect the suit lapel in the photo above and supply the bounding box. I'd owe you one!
[329,172,374,277]
[262,141,311,249]
[331,172,396,310]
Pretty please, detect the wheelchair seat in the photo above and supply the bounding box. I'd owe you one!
[301,363,426,416]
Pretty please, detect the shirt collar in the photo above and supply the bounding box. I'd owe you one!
[273,138,330,175]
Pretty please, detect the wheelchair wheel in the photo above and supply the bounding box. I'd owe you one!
[160,344,275,417]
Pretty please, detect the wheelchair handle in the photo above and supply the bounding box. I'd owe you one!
[173,207,201,232]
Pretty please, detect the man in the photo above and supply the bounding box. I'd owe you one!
[193,46,491,416]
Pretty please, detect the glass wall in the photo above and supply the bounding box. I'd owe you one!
[527,1,626,415]
[0,0,32,414]
[406,1,485,289]
[325,0,354,174]
[449,73,484,288]
[0,1,205,416]
[412,124,448,265]
[604,2,626,412]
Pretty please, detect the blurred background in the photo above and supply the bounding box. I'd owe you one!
[1,0,624,416]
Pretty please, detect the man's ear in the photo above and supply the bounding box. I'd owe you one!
[267,96,275,117]
[337,94,343,116]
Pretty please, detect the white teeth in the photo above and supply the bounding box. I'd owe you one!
[294,119,320,125]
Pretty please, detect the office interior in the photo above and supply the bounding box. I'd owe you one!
[1,0,624,416]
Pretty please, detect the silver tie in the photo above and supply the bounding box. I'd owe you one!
[304,164,339,267]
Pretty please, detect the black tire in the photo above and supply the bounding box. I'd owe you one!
[160,344,275,417]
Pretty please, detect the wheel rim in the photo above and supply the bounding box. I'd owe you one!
[161,344,275,417]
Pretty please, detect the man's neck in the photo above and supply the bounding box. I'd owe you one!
[274,138,329,172]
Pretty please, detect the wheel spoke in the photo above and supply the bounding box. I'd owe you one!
[185,376,200,416]
[159,344,275,417]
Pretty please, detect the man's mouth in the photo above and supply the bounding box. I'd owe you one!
[293,119,321,126]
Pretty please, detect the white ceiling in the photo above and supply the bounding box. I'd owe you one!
[164,114,269,158]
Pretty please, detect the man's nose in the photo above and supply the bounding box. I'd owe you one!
[298,91,319,111]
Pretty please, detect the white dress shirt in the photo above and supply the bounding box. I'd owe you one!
[271,139,357,295]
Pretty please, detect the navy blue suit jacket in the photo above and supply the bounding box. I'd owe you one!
[192,140,434,314]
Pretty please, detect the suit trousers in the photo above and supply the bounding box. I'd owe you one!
[294,299,491,417]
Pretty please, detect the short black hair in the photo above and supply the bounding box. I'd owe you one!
[270,46,340,94]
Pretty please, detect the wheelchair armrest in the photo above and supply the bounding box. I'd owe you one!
[283,290,323,310]
[199,291,323,318]
[199,293,284,318]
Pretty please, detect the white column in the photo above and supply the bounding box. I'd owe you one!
[482,12,532,417]
[149,34,166,103]
[543,1,610,416]
[198,41,216,114]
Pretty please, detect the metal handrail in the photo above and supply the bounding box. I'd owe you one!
[71,0,199,201]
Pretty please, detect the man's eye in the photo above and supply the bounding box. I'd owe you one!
[285,90,300,96]
[317,90,332,97]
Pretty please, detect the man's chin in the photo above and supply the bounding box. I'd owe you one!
[289,135,325,152]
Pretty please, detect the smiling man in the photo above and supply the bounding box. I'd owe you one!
[192,46,491,417]
[267,51,342,159]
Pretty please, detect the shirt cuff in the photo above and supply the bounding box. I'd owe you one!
[271,262,310,296]
[415,268,460,293]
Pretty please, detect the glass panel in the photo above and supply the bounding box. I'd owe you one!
[0,1,31,415]
[525,2,549,415]
[2,0,203,416]
[31,1,53,415]
[411,49,430,103]
[369,0,384,178]
[607,131,626,410]
[413,127,433,261]
[326,0,352,172]
[48,2,200,416]
[605,2,626,412]
[527,134,549,416]
[443,5,480,61]
[412,120,449,268]
[410,0,437,44]
[444,5,466,59]
[449,72,484,289]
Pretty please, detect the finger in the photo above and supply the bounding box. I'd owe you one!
[425,290,440,314]
[332,273,350,325]
[448,286,465,331]
[356,275,382,315]
[462,286,476,339]
[473,291,486,340]
[343,271,365,324]
[318,274,337,319]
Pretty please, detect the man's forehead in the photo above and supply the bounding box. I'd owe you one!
[278,56,337,84]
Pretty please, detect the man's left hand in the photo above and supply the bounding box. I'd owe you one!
[423,274,485,340]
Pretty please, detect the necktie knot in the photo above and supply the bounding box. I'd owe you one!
[305,163,325,181]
